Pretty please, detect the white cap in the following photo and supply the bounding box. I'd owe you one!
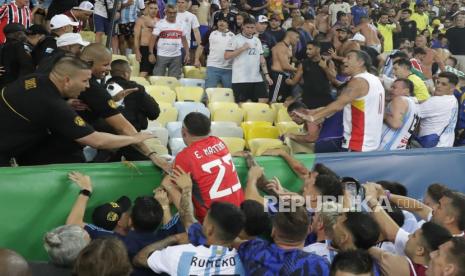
[350,33,366,43]
[50,14,79,30]
[74,1,94,12]
[258,15,268,23]
[57,33,90,47]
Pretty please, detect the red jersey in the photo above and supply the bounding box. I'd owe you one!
[0,3,31,43]
[174,136,244,222]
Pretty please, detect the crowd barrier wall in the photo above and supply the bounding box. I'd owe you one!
[1,148,464,260]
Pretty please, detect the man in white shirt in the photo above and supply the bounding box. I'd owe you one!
[195,14,235,88]
[133,169,246,275]
[379,78,420,150]
[224,16,273,103]
[328,0,351,26]
[148,4,190,78]
[416,72,458,148]
[176,0,201,62]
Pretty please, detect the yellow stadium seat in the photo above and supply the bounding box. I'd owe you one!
[206,88,235,103]
[130,76,150,86]
[175,86,204,102]
[144,139,169,155]
[183,66,207,79]
[145,85,176,104]
[212,105,243,125]
[249,138,289,156]
[112,54,129,62]
[285,137,314,154]
[240,102,269,112]
[156,104,178,126]
[275,108,293,123]
[220,137,246,154]
[270,102,284,113]
[247,125,280,141]
[149,76,180,90]
[241,121,273,141]
[130,64,140,77]
[127,54,137,66]
[209,102,239,112]
[243,106,275,123]
[80,31,95,43]
[276,121,302,135]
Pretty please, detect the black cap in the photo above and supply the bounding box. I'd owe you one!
[4,23,26,35]
[92,196,132,231]
[26,24,49,35]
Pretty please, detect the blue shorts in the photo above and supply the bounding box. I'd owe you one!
[94,14,112,34]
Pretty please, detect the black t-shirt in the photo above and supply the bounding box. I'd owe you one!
[301,58,333,109]
[36,49,68,75]
[46,0,79,20]
[0,74,94,156]
[0,40,34,88]
[78,76,121,125]
[361,45,379,68]
[395,20,417,48]
[32,36,58,66]
[212,11,237,33]
[446,27,465,55]
[265,28,286,46]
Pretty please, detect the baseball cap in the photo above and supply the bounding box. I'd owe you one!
[74,1,94,12]
[258,15,269,23]
[92,196,132,231]
[432,19,441,26]
[57,33,90,47]
[26,24,49,35]
[4,23,26,35]
[50,14,79,30]
[349,33,366,42]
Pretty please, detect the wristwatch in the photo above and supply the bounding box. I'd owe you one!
[79,189,92,198]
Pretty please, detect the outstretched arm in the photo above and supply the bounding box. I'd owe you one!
[66,172,93,228]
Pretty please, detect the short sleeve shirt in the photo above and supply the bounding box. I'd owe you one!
[176,11,200,42]
[173,136,244,223]
[153,19,187,57]
[0,75,94,155]
[78,76,121,125]
[238,238,330,275]
[226,34,264,83]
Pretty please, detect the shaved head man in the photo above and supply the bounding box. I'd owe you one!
[0,249,31,276]
[80,43,112,79]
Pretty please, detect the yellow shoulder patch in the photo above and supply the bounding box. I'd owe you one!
[106,211,119,222]
[74,116,86,127]
[108,99,117,109]
[24,78,37,90]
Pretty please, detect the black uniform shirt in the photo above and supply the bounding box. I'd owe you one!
[0,74,94,156]
[32,35,58,66]
[0,40,34,88]
[78,75,121,125]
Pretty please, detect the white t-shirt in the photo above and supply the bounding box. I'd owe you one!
[207,30,235,69]
[153,19,187,57]
[394,228,409,256]
[176,11,200,42]
[226,34,264,83]
[94,0,114,18]
[147,244,245,275]
[328,2,351,25]
[418,95,458,147]
[402,210,419,233]
[303,242,332,263]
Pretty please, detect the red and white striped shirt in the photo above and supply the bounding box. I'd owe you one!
[0,2,32,43]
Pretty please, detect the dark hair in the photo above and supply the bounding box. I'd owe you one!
[286,27,299,35]
[377,180,408,196]
[385,204,405,227]
[183,112,211,136]
[313,163,340,179]
[307,40,321,48]
[131,196,163,232]
[336,11,347,21]
[401,8,412,14]
[243,16,256,25]
[287,101,308,113]
[442,190,465,230]
[348,50,372,69]
[240,200,271,237]
[380,11,389,17]
[73,237,132,276]
[165,4,177,10]
[448,56,458,67]
[426,183,448,203]
[330,249,373,276]
[394,58,412,69]
[392,78,415,97]
[421,222,452,253]
[110,59,130,77]
[314,175,344,198]
[438,71,459,86]
[448,237,465,275]
[208,202,245,242]
[413,47,427,56]
[272,205,309,242]
[344,212,380,250]
[390,51,409,60]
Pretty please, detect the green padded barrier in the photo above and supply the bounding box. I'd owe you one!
[0,155,315,261]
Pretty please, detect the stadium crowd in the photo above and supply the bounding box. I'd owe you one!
[0,0,465,275]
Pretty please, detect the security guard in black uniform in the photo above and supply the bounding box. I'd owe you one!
[78,43,171,172]
[0,57,154,166]
[0,23,34,89]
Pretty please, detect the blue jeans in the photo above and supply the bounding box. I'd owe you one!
[205,66,232,88]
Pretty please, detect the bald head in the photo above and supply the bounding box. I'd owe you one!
[0,249,31,276]
[80,43,111,63]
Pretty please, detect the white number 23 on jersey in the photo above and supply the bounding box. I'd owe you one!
[201,154,241,200]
